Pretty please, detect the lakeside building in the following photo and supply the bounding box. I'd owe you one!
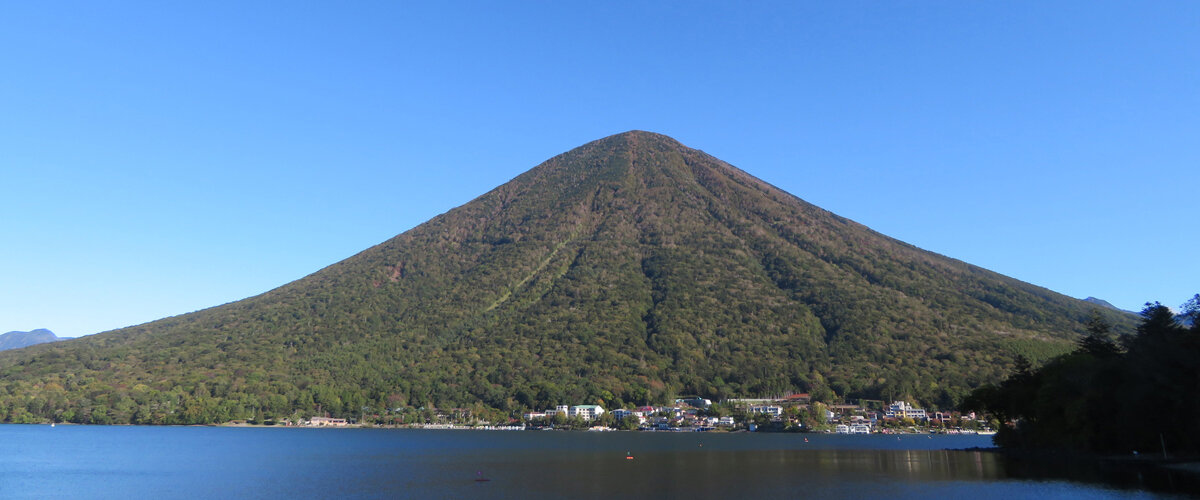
[676,397,713,408]
[725,398,777,405]
[633,406,657,417]
[519,396,962,431]
[308,417,348,427]
[727,393,810,406]
[612,408,647,424]
[748,405,783,417]
[848,415,875,426]
[570,405,605,421]
[530,404,607,422]
[885,401,927,421]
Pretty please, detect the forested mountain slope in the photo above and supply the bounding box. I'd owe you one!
[0,131,1132,424]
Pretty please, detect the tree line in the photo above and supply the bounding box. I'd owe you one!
[963,295,1200,455]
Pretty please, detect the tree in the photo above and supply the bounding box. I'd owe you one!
[1012,355,1033,380]
[1077,310,1120,358]
[616,415,640,430]
[751,412,773,429]
[1125,302,1181,349]
[596,412,616,428]
[1182,294,1200,332]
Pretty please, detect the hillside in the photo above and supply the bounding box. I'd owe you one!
[0,329,60,351]
[0,131,1133,424]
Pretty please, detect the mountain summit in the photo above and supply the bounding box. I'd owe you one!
[0,329,60,351]
[0,131,1129,423]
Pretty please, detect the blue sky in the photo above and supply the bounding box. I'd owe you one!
[3,2,1197,338]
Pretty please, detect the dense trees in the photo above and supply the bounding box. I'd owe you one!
[963,296,1200,455]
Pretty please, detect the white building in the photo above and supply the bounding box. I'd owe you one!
[748,405,783,416]
[886,401,927,421]
[570,405,605,421]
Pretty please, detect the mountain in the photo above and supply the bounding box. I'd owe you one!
[1082,297,1132,314]
[0,329,60,351]
[1082,297,1118,310]
[1084,296,1191,326]
[0,131,1134,424]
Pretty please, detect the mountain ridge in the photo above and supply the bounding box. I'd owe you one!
[1082,296,1135,314]
[0,131,1133,424]
[0,329,61,351]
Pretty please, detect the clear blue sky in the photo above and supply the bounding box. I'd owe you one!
[3,2,1197,338]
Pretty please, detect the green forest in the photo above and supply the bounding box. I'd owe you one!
[0,132,1135,425]
[963,296,1200,455]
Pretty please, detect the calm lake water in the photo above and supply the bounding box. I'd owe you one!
[1,425,1195,498]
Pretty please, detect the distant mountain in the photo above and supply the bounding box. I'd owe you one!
[0,329,61,351]
[1084,296,1191,325]
[0,131,1136,425]
[1082,297,1131,313]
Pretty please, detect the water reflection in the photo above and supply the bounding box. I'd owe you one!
[996,452,1200,496]
[461,436,1197,498]
[2,426,1196,498]
[491,447,1013,497]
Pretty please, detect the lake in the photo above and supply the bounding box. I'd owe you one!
[1,425,1195,498]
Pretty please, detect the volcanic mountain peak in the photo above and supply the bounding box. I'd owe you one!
[0,132,1133,424]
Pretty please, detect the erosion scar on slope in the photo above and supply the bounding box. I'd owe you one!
[485,225,583,313]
